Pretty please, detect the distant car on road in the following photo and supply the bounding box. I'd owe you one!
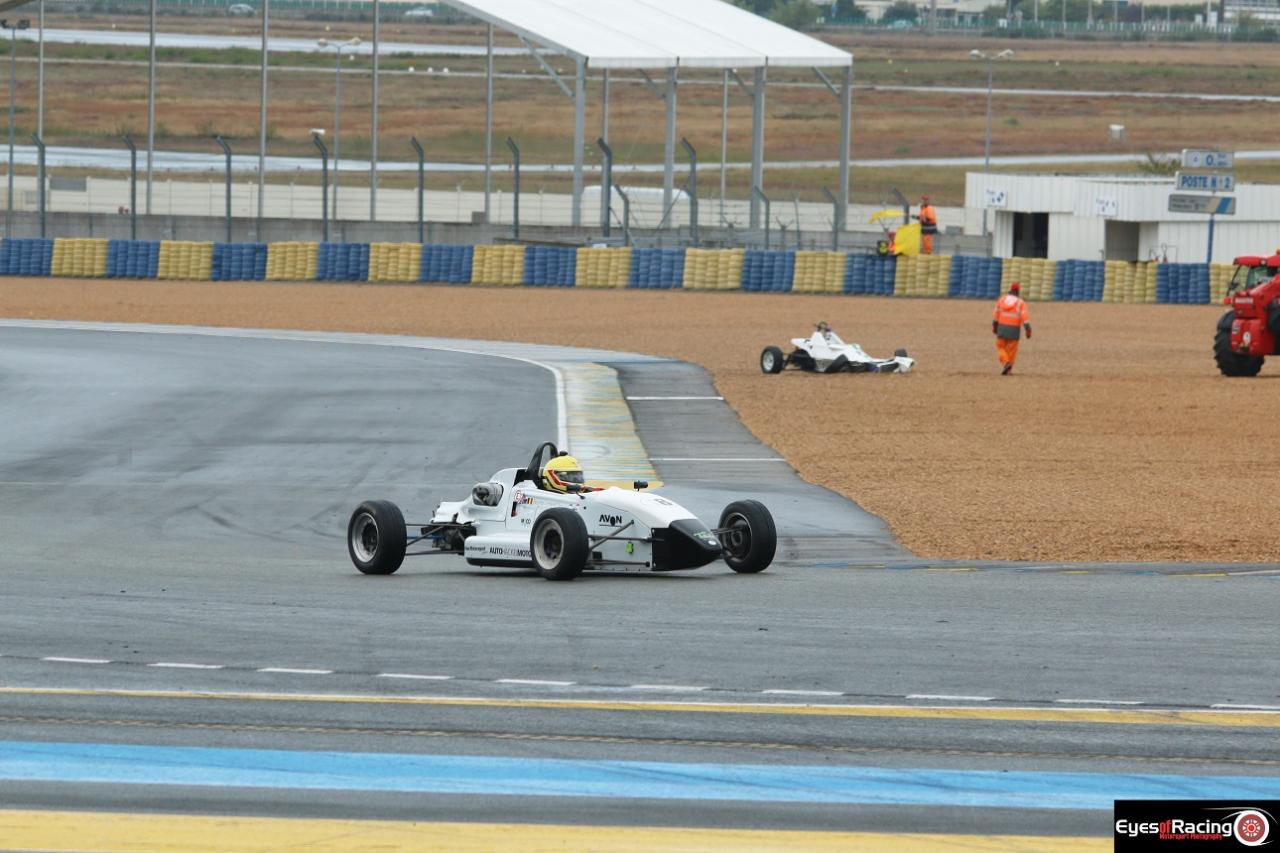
[403,6,435,20]
[228,3,255,16]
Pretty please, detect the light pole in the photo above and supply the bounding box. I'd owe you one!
[4,18,29,238]
[317,36,361,227]
[970,48,1013,240]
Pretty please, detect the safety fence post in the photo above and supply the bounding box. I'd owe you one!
[505,137,520,241]
[31,133,45,238]
[121,135,138,240]
[409,136,425,244]
[312,133,329,243]
[821,187,839,252]
[614,186,632,248]
[751,186,771,250]
[680,137,698,247]
[596,137,612,239]
[213,135,233,244]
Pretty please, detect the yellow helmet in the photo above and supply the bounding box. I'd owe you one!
[543,454,585,493]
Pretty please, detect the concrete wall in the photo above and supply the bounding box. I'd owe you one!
[1,211,992,256]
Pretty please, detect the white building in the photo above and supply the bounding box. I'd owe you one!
[965,173,1280,264]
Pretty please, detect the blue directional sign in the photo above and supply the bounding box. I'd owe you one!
[1168,194,1236,215]
[1175,172,1235,192]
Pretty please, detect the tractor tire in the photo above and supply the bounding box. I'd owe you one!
[530,508,589,581]
[760,346,785,374]
[718,500,777,575]
[1214,310,1264,377]
[348,500,407,575]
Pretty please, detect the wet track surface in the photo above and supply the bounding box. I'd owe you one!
[0,324,1277,846]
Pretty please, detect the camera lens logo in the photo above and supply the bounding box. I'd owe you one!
[1235,810,1271,847]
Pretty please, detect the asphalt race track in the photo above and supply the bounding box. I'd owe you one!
[1,324,1277,849]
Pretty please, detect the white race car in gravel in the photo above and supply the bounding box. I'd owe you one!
[761,323,915,375]
[347,442,777,581]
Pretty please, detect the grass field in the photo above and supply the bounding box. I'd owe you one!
[7,20,1279,205]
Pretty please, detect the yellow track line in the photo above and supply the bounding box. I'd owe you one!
[0,810,1107,853]
[3,687,1278,728]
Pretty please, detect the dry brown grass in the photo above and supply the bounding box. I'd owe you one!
[3,278,1276,564]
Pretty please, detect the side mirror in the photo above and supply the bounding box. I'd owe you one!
[633,481,649,491]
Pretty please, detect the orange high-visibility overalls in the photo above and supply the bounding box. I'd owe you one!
[919,204,938,255]
[993,293,1030,369]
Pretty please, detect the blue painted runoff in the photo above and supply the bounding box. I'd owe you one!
[2,741,1278,809]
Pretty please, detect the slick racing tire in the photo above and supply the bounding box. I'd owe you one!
[531,508,589,581]
[1214,310,1264,377]
[718,500,777,575]
[348,500,407,575]
[760,346,785,374]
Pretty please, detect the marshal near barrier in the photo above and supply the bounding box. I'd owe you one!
[0,238,1238,304]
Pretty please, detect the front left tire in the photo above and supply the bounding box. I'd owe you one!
[348,500,407,575]
[531,508,589,581]
[761,346,785,374]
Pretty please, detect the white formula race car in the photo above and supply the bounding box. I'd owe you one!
[346,442,777,581]
[761,323,915,375]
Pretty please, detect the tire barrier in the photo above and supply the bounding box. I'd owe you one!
[317,243,370,283]
[0,238,1246,307]
[212,243,268,282]
[1209,263,1234,305]
[844,254,897,296]
[576,247,631,289]
[265,242,319,282]
[106,240,161,279]
[420,244,474,284]
[368,243,424,284]
[523,246,577,287]
[156,241,214,281]
[894,255,952,298]
[1000,258,1057,302]
[684,248,744,291]
[948,256,1003,299]
[471,245,525,286]
[1052,260,1105,303]
[630,248,685,289]
[741,250,796,293]
[791,251,847,295]
[0,238,55,276]
[51,238,110,278]
[1156,263,1211,305]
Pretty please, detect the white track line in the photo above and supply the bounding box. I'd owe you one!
[147,662,225,670]
[628,684,709,692]
[42,657,111,665]
[257,667,334,675]
[1054,698,1143,705]
[1211,703,1280,711]
[495,678,576,687]
[625,396,724,401]
[906,694,994,702]
[762,690,844,697]
[376,673,454,681]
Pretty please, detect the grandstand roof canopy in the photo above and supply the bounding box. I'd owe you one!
[439,0,852,69]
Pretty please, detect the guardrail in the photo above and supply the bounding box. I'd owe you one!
[0,237,1236,305]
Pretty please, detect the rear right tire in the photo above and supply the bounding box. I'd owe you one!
[1214,310,1265,377]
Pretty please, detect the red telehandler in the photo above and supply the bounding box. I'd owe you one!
[1215,253,1280,377]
